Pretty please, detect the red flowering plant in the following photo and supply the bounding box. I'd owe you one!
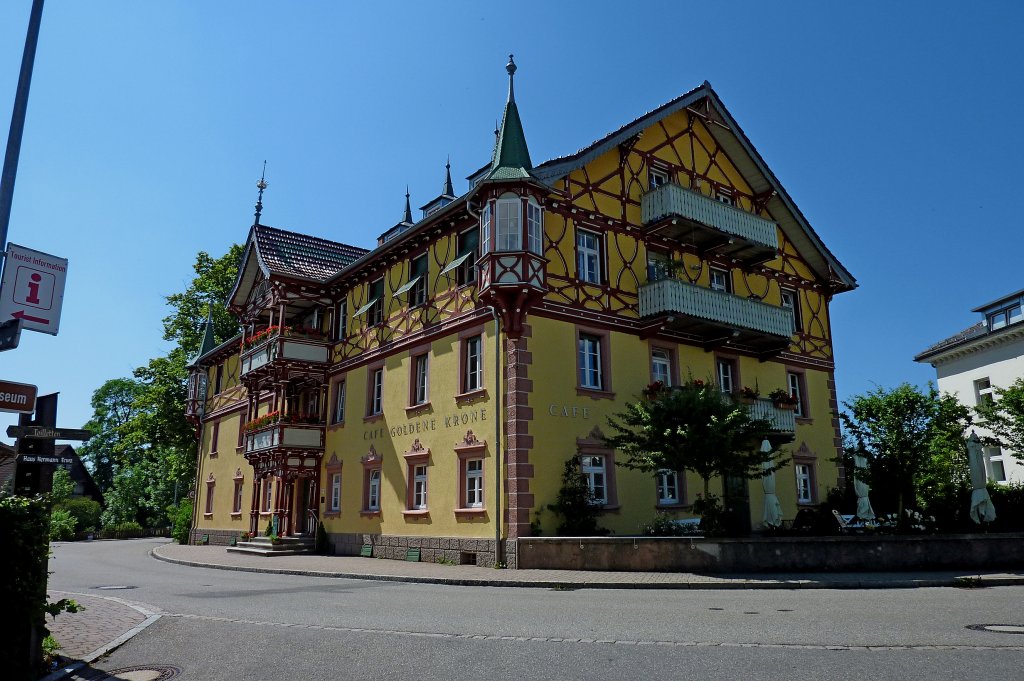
[642,381,667,399]
[244,410,281,431]
[736,386,760,401]
[768,388,799,407]
[281,412,323,425]
[243,325,282,349]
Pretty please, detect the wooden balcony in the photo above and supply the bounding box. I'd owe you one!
[641,183,778,265]
[744,397,797,442]
[639,278,793,355]
[244,423,325,478]
[240,333,330,380]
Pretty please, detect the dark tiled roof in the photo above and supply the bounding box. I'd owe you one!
[254,225,368,282]
[914,321,988,361]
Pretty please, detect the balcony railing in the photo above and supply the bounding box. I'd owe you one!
[641,183,778,264]
[744,397,797,436]
[240,334,330,377]
[639,278,793,354]
[245,423,325,455]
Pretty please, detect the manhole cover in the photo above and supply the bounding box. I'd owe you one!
[82,665,181,680]
[966,624,1024,635]
[94,585,136,590]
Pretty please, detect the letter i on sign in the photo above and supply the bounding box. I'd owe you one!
[26,273,41,304]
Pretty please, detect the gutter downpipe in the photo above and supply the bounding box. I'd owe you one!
[491,304,503,567]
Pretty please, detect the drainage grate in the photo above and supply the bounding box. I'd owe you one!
[81,664,181,680]
[93,585,137,590]
[966,624,1024,635]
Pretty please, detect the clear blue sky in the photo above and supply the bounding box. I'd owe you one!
[1,1,1022,437]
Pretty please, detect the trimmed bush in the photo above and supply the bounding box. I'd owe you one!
[56,498,102,533]
[48,509,76,541]
[170,500,192,545]
[99,521,144,539]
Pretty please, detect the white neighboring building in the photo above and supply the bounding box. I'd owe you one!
[915,289,1024,485]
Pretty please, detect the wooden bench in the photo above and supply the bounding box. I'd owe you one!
[198,534,209,545]
[359,544,373,558]
[405,548,420,562]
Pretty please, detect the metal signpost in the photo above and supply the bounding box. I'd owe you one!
[0,242,67,335]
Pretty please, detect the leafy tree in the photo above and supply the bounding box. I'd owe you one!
[975,377,1024,461]
[547,458,607,536]
[604,380,781,501]
[48,468,74,506]
[77,378,145,492]
[841,383,971,528]
[81,245,242,528]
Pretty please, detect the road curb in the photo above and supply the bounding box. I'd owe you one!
[149,546,1024,591]
[41,591,162,681]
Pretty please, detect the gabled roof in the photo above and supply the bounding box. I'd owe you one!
[534,81,856,291]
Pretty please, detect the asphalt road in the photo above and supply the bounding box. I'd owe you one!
[50,538,1024,680]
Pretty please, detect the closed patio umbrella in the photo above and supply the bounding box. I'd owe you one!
[853,454,875,521]
[967,431,996,524]
[760,440,783,529]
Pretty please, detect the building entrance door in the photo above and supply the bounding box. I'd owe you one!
[723,473,751,535]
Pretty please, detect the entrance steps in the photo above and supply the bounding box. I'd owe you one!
[227,535,316,557]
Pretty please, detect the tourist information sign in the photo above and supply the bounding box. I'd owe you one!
[0,379,36,413]
[0,243,68,335]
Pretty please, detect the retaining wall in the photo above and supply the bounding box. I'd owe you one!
[514,534,1024,573]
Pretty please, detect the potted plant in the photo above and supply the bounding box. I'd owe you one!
[769,388,798,409]
[735,386,759,404]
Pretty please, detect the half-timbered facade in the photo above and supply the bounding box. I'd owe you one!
[188,58,856,566]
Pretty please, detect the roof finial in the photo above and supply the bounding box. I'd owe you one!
[403,185,413,224]
[506,54,516,103]
[254,160,268,225]
[443,156,454,197]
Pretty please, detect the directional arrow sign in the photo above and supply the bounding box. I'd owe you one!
[0,243,68,335]
[6,425,92,441]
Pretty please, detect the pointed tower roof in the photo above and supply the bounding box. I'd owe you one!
[403,186,413,224]
[443,156,455,197]
[486,55,534,181]
[188,307,218,367]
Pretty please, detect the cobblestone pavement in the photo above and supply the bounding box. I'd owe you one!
[152,543,1024,589]
[46,590,160,672]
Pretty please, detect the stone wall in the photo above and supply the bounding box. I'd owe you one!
[190,528,242,546]
[515,534,1024,573]
[328,532,508,567]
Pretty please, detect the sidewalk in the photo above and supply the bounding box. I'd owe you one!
[44,590,160,679]
[152,543,1024,590]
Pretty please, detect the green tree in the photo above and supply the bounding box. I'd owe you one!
[547,457,607,536]
[841,383,971,527]
[975,377,1024,462]
[604,380,781,501]
[81,245,242,528]
[49,467,74,506]
[77,377,145,492]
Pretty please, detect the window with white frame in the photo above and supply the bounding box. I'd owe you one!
[465,459,484,508]
[464,335,483,393]
[651,348,672,386]
[795,464,813,503]
[576,229,602,284]
[332,380,346,424]
[263,479,273,512]
[974,378,995,406]
[715,189,734,205]
[480,202,492,254]
[717,358,735,394]
[496,196,522,251]
[337,298,348,340]
[412,354,429,405]
[409,253,428,307]
[656,470,679,505]
[581,455,607,504]
[988,303,1022,331]
[984,446,1007,482]
[780,287,800,334]
[787,371,806,417]
[457,227,478,286]
[205,477,215,515]
[649,166,669,190]
[370,368,384,415]
[232,479,244,513]
[709,267,731,293]
[527,200,543,255]
[578,334,603,390]
[412,464,428,510]
[330,472,342,512]
[366,469,381,511]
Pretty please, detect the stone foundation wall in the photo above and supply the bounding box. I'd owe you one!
[190,528,243,546]
[515,533,1024,573]
[329,532,509,567]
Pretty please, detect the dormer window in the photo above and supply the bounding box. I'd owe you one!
[988,304,1022,331]
[480,193,544,255]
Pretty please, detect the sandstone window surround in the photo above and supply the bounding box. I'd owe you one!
[454,430,487,517]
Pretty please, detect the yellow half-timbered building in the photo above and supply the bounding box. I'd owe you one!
[186,58,856,567]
